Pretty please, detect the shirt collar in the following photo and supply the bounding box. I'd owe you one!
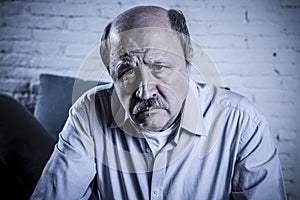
[108,80,208,137]
[108,89,128,129]
[180,80,207,136]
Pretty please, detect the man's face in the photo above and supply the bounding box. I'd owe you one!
[109,27,190,132]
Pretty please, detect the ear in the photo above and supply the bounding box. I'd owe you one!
[186,62,192,75]
[185,45,193,75]
[186,45,193,64]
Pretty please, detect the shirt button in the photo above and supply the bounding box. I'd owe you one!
[153,189,159,195]
[146,147,151,153]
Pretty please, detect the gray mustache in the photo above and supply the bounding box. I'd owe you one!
[132,97,169,115]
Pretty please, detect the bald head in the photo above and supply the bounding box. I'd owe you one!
[100,6,193,69]
[111,6,172,34]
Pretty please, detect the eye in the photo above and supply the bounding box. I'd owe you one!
[124,68,135,75]
[118,67,136,80]
[151,64,165,73]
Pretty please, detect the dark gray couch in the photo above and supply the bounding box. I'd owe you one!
[0,74,103,199]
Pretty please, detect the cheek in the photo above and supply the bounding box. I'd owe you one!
[157,85,185,114]
[117,77,137,95]
[114,84,132,111]
[159,71,189,104]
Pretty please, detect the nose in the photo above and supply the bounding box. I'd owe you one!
[135,69,157,100]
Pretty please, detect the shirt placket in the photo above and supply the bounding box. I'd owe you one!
[150,151,168,200]
[142,132,178,200]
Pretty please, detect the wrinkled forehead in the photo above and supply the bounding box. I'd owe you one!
[108,27,184,66]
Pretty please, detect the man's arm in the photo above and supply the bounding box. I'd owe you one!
[31,107,96,200]
[231,117,287,199]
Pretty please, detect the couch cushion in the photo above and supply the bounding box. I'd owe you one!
[0,93,56,196]
[34,74,100,139]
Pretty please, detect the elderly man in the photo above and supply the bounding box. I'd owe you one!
[31,6,286,199]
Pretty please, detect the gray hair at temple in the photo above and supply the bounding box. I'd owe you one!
[99,6,193,71]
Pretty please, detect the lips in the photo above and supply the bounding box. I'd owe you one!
[134,105,163,115]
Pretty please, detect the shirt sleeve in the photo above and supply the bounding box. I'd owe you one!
[231,116,287,200]
[30,106,96,200]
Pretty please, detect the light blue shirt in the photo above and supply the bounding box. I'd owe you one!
[31,81,286,200]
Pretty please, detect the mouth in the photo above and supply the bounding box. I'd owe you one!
[130,96,169,117]
[134,106,163,116]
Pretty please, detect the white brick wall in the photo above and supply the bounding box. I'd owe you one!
[0,0,299,199]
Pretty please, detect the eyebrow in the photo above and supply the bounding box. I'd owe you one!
[113,58,135,79]
[116,61,132,72]
[112,50,172,74]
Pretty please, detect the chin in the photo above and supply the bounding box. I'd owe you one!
[132,118,166,132]
[140,125,163,132]
[131,108,181,132]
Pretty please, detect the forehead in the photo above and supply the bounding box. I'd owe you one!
[113,48,183,67]
[109,27,184,65]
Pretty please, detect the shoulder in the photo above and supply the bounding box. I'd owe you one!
[196,82,267,132]
[196,83,272,153]
[71,82,114,117]
[63,83,114,135]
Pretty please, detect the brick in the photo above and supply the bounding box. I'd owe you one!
[279,154,298,166]
[0,78,29,93]
[282,167,297,182]
[66,17,86,31]
[280,0,300,7]
[28,0,63,2]
[247,35,300,49]
[192,35,300,54]
[194,21,283,37]
[260,102,299,118]
[98,5,123,19]
[0,41,13,53]
[249,7,300,24]
[0,66,15,78]
[6,67,40,80]
[269,117,300,131]
[29,2,101,17]
[181,0,280,13]
[251,89,298,104]
[5,65,75,80]
[278,129,298,140]
[285,182,300,200]
[242,76,297,90]
[29,55,82,69]
[12,41,65,55]
[217,63,273,76]
[281,76,300,90]
[206,48,299,64]
[275,140,297,155]
[183,7,243,22]
[92,0,130,7]
[190,34,248,49]
[3,15,29,28]
[1,53,31,66]
[282,21,300,36]
[0,27,32,40]
[273,48,300,61]
[169,0,216,8]
[32,29,100,44]
[0,1,28,16]
[279,7,300,22]
[67,17,107,32]
[221,75,243,87]
[64,43,95,57]
[65,0,90,4]
[274,63,300,77]
[28,15,66,30]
